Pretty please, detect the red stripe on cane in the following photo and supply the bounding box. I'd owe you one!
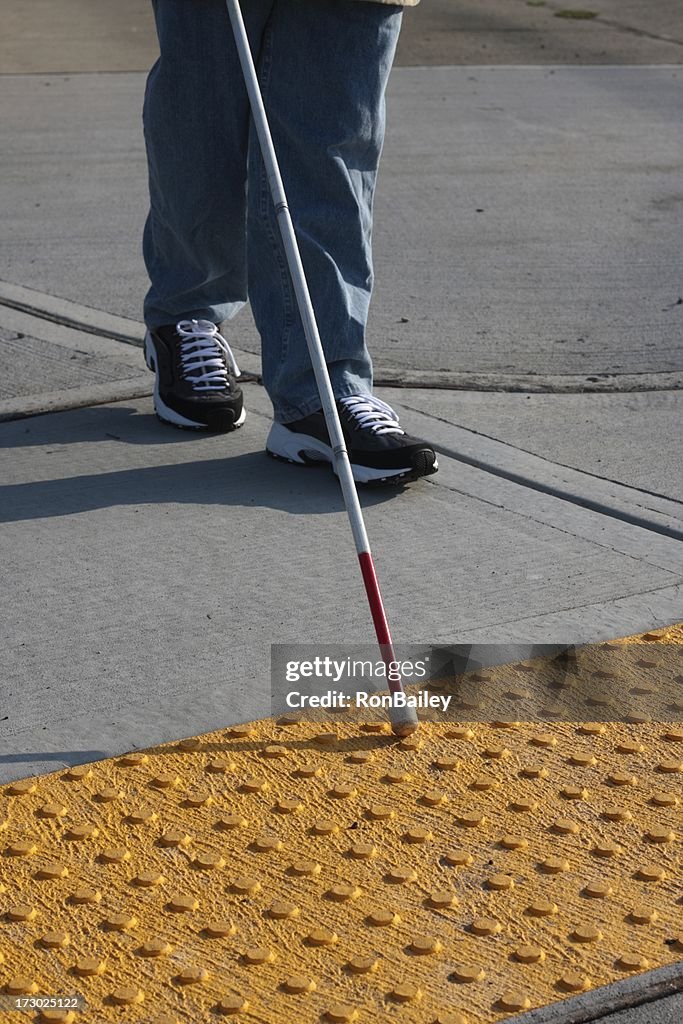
[358,551,401,694]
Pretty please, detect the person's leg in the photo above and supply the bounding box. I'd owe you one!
[246,0,403,423]
[142,0,274,329]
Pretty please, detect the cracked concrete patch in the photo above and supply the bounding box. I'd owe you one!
[0,326,145,401]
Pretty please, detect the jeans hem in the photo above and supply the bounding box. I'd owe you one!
[143,301,247,331]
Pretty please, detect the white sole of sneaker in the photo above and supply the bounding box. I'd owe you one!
[143,331,246,431]
[266,421,412,484]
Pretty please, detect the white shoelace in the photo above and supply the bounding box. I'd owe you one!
[175,319,241,391]
[339,395,405,436]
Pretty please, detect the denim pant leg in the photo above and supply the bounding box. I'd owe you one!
[248,0,403,423]
[142,0,275,328]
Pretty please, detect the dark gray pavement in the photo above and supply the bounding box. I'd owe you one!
[3,0,683,73]
[605,996,683,1024]
[508,962,683,1024]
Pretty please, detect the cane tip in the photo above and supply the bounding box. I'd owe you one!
[391,719,419,738]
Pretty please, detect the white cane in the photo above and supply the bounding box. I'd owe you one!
[225,0,418,735]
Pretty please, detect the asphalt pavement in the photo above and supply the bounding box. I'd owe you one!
[4,0,683,72]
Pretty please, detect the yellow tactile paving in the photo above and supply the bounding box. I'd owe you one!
[1,629,681,1024]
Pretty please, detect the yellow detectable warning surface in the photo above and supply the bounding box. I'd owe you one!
[1,630,682,1024]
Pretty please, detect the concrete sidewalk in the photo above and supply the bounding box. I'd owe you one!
[2,362,682,783]
[2,67,682,385]
[1,59,682,779]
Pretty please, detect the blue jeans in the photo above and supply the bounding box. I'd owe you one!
[142,0,403,422]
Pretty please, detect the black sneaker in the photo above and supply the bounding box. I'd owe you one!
[266,395,438,484]
[143,319,245,431]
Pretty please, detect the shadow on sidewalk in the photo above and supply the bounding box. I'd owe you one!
[0,750,108,768]
[0,450,405,523]
[0,404,237,450]
[0,400,417,522]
